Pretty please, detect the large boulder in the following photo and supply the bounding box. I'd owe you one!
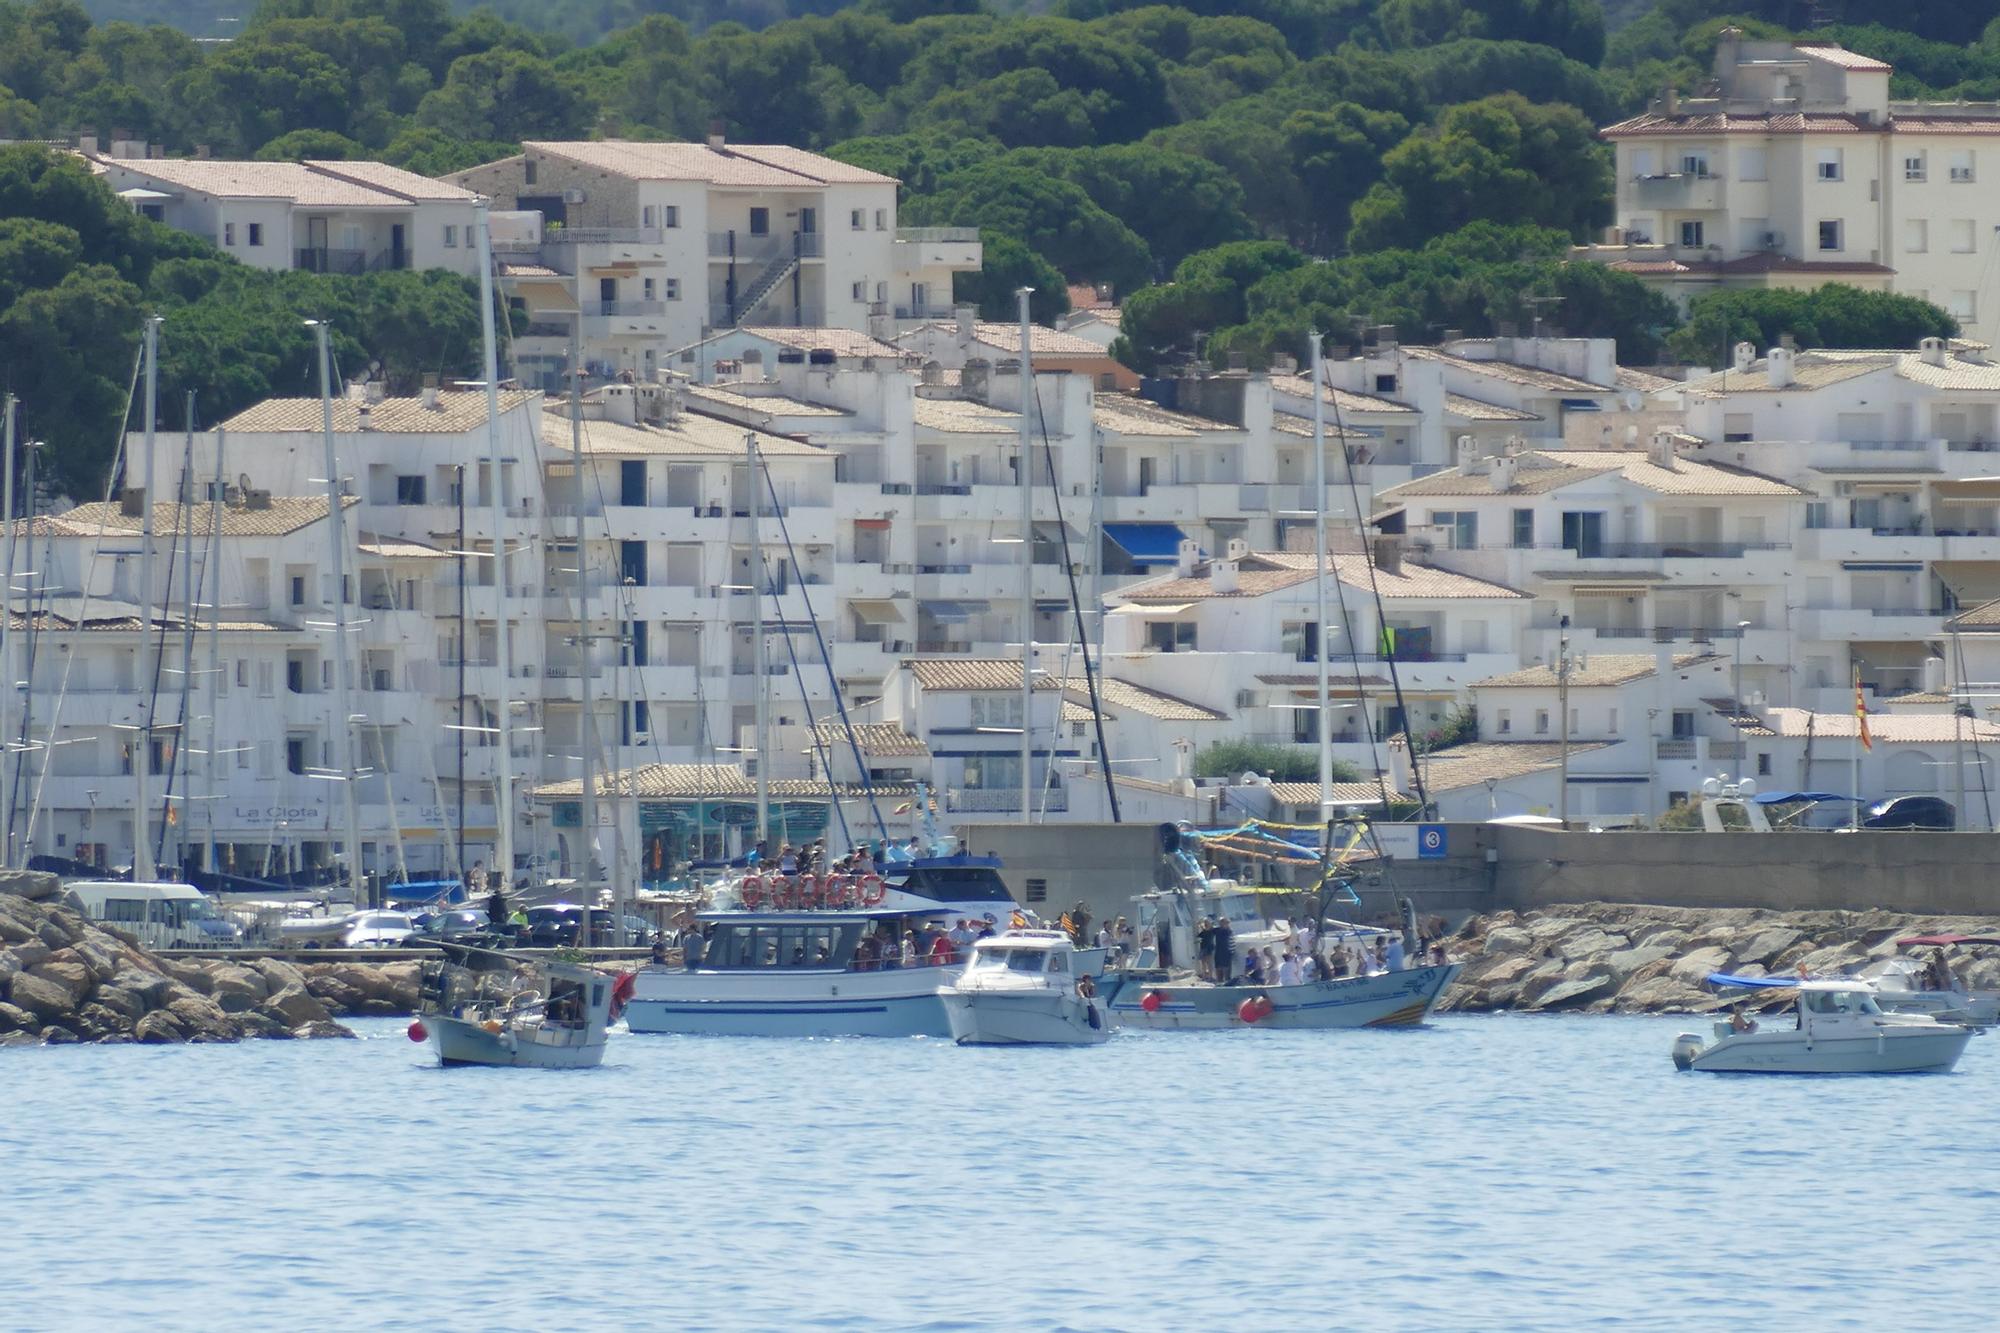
[106,968,174,1010]
[264,985,333,1028]
[204,964,270,1014]
[7,969,76,1020]
[28,958,92,1005]
[1527,963,1616,1010]
[133,1010,187,1043]
[250,958,309,993]
[1603,944,1677,982]
[1733,928,1804,966]
[166,993,238,1040]
[1668,946,1735,987]
[1479,926,1535,957]
[0,869,60,901]
[0,999,37,1031]
[292,1019,356,1040]
[3,940,51,973]
[92,985,146,1021]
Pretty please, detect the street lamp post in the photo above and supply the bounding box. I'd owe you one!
[1557,616,1572,828]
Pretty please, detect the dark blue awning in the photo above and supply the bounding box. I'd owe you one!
[1104,523,1191,564]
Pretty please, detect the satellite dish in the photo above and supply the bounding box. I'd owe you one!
[1737,776,1758,798]
[238,473,252,495]
[1700,777,1722,797]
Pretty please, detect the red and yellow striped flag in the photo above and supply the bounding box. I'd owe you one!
[1854,671,1873,751]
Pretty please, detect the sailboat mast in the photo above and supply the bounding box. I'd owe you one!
[568,328,599,909]
[0,393,15,867]
[1310,333,1334,827]
[205,427,226,878]
[1017,287,1034,826]
[748,432,769,843]
[134,315,161,881]
[475,203,516,893]
[175,394,198,871]
[309,320,365,905]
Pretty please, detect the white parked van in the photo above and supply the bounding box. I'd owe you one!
[63,881,241,950]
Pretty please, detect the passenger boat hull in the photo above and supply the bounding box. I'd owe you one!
[425,1013,608,1069]
[1103,964,1459,1031]
[939,987,1110,1046]
[1678,1027,1971,1074]
[625,965,962,1038]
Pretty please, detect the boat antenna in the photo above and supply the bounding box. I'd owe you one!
[474,202,517,895]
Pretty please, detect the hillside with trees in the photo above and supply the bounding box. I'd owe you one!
[0,0,1988,491]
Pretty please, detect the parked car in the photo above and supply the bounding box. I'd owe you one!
[523,905,650,947]
[1861,795,1956,831]
[400,910,502,948]
[341,910,417,948]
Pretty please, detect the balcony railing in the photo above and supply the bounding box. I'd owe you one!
[542,227,662,247]
[1589,625,1747,641]
[894,305,957,320]
[896,227,980,243]
[1554,541,1784,559]
[949,788,1067,813]
[583,299,666,317]
[914,641,975,654]
[296,247,367,275]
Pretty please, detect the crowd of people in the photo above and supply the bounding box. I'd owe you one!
[1165,913,1449,988]
[745,835,930,880]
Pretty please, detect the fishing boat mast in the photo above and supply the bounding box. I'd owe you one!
[474,203,517,894]
[308,319,365,904]
[204,425,225,877]
[133,314,162,882]
[1017,286,1034,826]
[566,328,601,921]
[748,430,769,844]
[0,393,15,866]
[1310,332,1335,830]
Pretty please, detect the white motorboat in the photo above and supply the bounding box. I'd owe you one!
[1858,934,2000,1028]
[416,945,617,1069]
[939,930,1109,1046]
[1672,976,1972,1074]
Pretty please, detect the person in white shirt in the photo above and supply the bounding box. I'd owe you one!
[1297,921,1315,959]
[1385,935,1406,971]
[1278,952,1303,987]
[1300,952,1320,983]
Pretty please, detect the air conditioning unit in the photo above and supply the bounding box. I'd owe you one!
[563,188,588,204]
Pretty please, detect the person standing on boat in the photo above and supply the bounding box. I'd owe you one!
[1213,915,1235,984]
[682,923,706,969]
[1194,916,1214,980]
[486,886,507,927]
[1385,934,1406,972]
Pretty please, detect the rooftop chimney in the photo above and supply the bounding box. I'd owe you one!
[1766,346,1795,390]
[955,304,977,342]
[961,357,991,403]
[1174,538,1200,579]
[1210,553,1239,595]
[421,372,441,410]
[707,119,727,151]
[356,403,372,431]
[1732,341,1756,373]
[1372,534,1403,576]
[121,487,145,518]
[1919,336,1947,367]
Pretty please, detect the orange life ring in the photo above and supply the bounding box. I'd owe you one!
[803,874,824,908]
[741,875,764,910]
[860,874,886,907]
[772,875,795,909]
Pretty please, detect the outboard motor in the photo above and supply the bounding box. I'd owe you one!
[1671,1032,1703,1071]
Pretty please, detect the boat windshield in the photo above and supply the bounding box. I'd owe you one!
[973,948,1048,974]
[1803,989,1882,1016]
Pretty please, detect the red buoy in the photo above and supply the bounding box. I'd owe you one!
[1139,990,1165,1014]
[407,1020,428,1042]
[1255,996,1276,1021]
[1237,997,1263,1024]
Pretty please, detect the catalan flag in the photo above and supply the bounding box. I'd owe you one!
[1855,671,1873,751]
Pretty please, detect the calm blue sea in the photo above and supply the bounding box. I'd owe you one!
[9,1014,1995,1330]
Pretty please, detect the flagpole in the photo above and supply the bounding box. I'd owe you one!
[1851,668,1865,831]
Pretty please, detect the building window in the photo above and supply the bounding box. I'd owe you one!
[1145,620,1196,653]
[1817,219,1842,251]
[1951,151,1975,183]
[223,222,235,246]
[850,209,865,230]
[1607,708,1619,735]
[749,207,769,235]
[1534,709,1550,735]
[290,575,306,606]
[1374,373,1396,394]
[851,281,865,301]
[664,278,680,301]
[524,159,538,185]
[1511,509,1534,549]
[1679,151,1709,177]
[1024,877,1047,904]
[875,209,887,230]
[1679,220,1704,248]
[1723,411,1753,442]
[642,276,655,301]
[395,475,425,505]
[1816,149,1842,181]
[1497,709,1511,734]
[444,224,458,247]
[247,223,263,247]
[1757,752,1772,776]
[1905,219,1927,253]
[1282,621,1320,662]
[1951,290,1977,322]
[1430,510,1477,550]
[1905,153,1927,182]
[1951,219,1976,253]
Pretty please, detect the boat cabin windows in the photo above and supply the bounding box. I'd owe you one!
[1802,989,1879,1016]
[702,919,857,969]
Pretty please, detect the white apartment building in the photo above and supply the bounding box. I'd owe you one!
[445,135,982,386]
[1586,33,2000,338]
[92,155,482,276]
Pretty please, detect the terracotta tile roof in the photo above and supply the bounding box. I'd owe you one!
[912,398,1019,434]
[97,156,476,206]
[1121,551,1525,602]
[810,721,928,756]
[1270,411,1378,441]
[902,658,1064,692]
[684,385,851,419]
[1420,740,1619,791]
[1601,111,1866,138]
[1267,374,1416,414]
[1948,598,2000,630]
[1378,449,1800,499]
[1062,677,1226,722]
[1254,672,1392,689]
[1066,283,1115,312]
[1681,353,1890,395]
[531,762,910,800]
[220,390,539,435]
[34,496,355,539]
[1816,348,2000,391]
[1894,116,2000,134]
[1091,393,1239,437]
[499,261,562,278]
[541,409,824,459]
[357,532,449,559]
[1616,367,1678,393]
[1059,698,1102,723]
[1265,780,1410,806]
[1752,707,2000,743]
[962,322,1108,357]
[1403,346,1614,394]
[1443,393,1539,422]
[737,326,902,358]
[1796,43,1891,72]
[1472,652,1724,688]
[523,141,895,187]
[11,596,295,634]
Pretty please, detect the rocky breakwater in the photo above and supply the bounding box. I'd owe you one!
[0,872,355,1045]
[1443,901,2000,1015]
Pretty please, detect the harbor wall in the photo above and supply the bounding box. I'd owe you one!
[1485,827,2000,917]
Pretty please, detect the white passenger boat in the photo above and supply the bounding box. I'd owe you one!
[625,909,972,1038]
[1858,934,2000,1028]
[415,944,617,1069]
[940,930,1109,1046]
[1672,975,1972,1074]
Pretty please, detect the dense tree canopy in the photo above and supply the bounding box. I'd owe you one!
[1666,286,1959,364]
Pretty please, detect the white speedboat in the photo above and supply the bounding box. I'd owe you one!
[1672,976,1972,1074]
[940,930,1110,1046]
[1858,934,2000,1028]
[416,945,616,1069]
